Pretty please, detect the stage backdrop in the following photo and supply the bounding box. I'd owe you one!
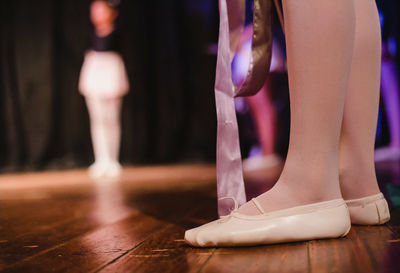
[0,0,220,171]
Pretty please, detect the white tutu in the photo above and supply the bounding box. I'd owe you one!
[79,50,129,98]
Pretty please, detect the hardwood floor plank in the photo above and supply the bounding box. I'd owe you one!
[0,176,214,269]
[0,183,134,267]
[1,162,399,273]
[308,225,394,273]
[0,173,216,272]
[0,207,135,267]
[308,235,359,273]
[351,225,399,273]
[0,195,94,238]
[200,242,308,273]
[98,198,218,273]
[98,223,214,273]
[2,212,165,273]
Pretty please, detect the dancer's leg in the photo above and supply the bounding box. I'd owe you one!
[246,84,276,155]
[102,98,122,165]
[339,0,383,199]
[375,42,400,161]
[86,97,108,165]
[381,50,400,149]
[239,0,355,215]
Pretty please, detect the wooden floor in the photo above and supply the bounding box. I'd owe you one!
[0,162,399,273]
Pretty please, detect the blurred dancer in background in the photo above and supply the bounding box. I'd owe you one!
[79,0,129,178]
[375,0,400,162]
[232,22,286,173]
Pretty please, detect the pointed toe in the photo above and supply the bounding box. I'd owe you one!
[184,228,200,247]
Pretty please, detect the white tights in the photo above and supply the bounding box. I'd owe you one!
[85,97,122,172]
[239,0,382,215]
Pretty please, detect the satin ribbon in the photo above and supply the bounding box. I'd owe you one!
[215,0,279,216]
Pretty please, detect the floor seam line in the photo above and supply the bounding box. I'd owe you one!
[197,248,217,273]
[91,224,172,273]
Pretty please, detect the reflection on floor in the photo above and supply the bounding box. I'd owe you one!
[0,162,399,273]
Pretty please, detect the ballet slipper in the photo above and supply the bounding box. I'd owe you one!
[88,162,107,179]
[104,162,122,178]
[345,193,390,225]
[185,198,351,247]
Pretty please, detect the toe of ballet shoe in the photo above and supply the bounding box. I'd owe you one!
[184,228,199,246]
[185,221,220,247]
[345,193,390,225]
[184,199,351,247]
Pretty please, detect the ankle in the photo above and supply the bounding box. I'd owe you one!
[277,176,342,202]
[339,164,380,200]
[278,163,342,200]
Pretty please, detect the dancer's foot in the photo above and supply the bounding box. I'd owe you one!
[238,167,342,216]
[185,168,350,247]
[185,196,350,247]
[104,161,122,178]
[88,161,107,179]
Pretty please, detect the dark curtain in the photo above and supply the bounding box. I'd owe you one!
[0,0,219,172]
